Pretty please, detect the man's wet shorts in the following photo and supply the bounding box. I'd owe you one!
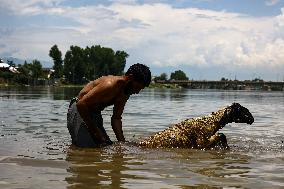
[67,98,110,147]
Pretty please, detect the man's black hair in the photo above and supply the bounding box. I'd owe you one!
[125,63,151,87]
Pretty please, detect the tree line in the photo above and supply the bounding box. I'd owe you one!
[0,45,129,85]
[0,44,190,85]
[49,44,128,84]
[154,70,189,81]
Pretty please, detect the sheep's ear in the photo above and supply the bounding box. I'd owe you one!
[232,102,237,106]
[231,102,241,108]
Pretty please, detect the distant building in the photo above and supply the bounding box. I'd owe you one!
[0,58,20,73]
[42,68,55,79]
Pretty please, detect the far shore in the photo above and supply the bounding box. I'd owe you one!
[1,80,283,91]
[0,82,179,89]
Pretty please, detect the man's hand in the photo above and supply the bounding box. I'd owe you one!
[88,126,108,143]
[98,140,114,147]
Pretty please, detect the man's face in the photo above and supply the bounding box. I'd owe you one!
[124,80,145,95]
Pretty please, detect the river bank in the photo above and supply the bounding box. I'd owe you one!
[1,80,284,91]
[155,80,284,91]
[0,82,180,89]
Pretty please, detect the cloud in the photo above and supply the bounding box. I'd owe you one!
[0,0,65,15]
[0,1,283,76]
[105,3,283,70]
[265,0,280,6]
[108,0,137,4]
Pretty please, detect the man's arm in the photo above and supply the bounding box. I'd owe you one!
[111,117,125,142]
[111,98,128,142]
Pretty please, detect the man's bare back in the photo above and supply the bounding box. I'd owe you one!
[78,76,129,112]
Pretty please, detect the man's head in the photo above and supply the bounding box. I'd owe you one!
[124,63,151,95]
[125,63,151,86]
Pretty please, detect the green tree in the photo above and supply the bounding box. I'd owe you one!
[13,63,29,84]
[64,46,86,84]
[221,77,228,81]
[13,60,43,85]
[49,44,63,78]
[85,45,128,79]
[30,60,43,78]
[85,45,104,80]
[112,50,128,75]
[170,70,188,80]
[63,45,128,84]
[17,61,31,77]
[155,73,168,81]
[95,46,115,77]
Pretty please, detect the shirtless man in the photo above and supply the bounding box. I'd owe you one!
[67,63,151,147]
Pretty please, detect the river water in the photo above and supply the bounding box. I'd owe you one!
[0,86,283,189]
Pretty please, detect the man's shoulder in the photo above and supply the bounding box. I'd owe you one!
[99,75,126,89]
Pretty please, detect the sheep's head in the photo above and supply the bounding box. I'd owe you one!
[226,103,254,125]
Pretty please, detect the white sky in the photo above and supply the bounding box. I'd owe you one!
[0,0,284,80]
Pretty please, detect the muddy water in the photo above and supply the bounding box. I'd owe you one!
[0,86,283,189]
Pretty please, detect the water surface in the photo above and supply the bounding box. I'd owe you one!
[0,86,283,188]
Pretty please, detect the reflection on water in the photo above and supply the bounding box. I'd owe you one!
[65,145,142,189]
[0,86,81,100]
[64,143,283,189]
[0,86,284,188]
